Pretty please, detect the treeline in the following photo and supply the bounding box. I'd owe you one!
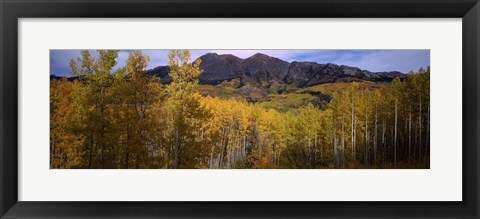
[50,50,430,169]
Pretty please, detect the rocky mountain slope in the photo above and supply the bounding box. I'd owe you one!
[147,52,406,88]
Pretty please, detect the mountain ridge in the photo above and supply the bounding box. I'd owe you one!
[146,52,406,87]
[51,52,406,88]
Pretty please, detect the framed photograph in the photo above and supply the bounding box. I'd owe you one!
[1,0,479,218]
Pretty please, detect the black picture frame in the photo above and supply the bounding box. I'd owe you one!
[1,0,479,218]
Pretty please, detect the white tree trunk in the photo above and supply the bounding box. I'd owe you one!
[314,132,317,168]
[382,119,386,167]
[419,94,422,159]
[365,106,369,164]
[426,106,430,156]
[394,99,397,167]
[351,94,356,162]
[333,114,338,168]
[341,112,345,166]
[409,112,412,161]
[374,107,378,163]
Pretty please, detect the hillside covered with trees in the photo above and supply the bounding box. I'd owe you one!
[50,50,430,169]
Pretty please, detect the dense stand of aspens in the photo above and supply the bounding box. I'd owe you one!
[50,50,430,169]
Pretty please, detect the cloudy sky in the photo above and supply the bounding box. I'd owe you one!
[50,49,430,77]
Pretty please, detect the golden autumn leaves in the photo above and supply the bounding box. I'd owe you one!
[51,50,429,169]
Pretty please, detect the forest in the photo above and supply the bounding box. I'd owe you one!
[50,50,430,169]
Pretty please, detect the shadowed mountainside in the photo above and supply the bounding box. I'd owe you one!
[146,52,406,87]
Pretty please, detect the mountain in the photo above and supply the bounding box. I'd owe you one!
[146,53,406,88]
[53,53,406,89]
[50,74,80,82]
